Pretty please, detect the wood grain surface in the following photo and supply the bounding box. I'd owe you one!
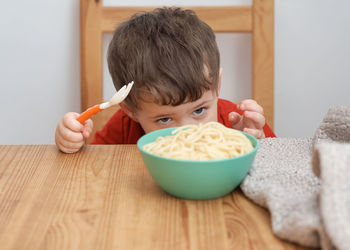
[252,0,275,130]
[0,145,313,250]
[101,6,252,33]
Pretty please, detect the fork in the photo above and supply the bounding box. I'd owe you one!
[77,81,134,125]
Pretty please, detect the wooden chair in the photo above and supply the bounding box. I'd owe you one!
[80,0,274,143]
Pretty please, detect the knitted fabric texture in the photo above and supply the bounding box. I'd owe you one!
[240,106,350,249]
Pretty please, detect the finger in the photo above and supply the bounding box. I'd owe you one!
[56,129,84,148]
[228,112,241,125]
[243,111,266,129]
[58,119,84,143]
[237,99,264,114]
[81,119,93,139]
[243,128,265,139]
[56,132,85,153]
[228,112,244,130]
[85,118,93,129]
[62,112,84,132]
[57,142,82,154]
[82,128,90,139]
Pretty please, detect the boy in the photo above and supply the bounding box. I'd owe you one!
[55,7,275,154]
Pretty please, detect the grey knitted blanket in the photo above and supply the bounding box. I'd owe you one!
[241,106,350,250]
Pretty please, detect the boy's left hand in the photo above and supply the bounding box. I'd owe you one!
[228,99,266,139]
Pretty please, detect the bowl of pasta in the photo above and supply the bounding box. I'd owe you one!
[137,122,259,200]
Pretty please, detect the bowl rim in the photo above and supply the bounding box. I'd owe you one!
[137,126,259,164]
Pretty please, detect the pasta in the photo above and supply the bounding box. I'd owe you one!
[143,122,254,160]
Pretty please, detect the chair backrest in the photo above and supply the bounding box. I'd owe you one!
[80,0,274,143]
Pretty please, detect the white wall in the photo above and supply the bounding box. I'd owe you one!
[275,0,350,137]
[0,0,349,144]
[0,0,80,144]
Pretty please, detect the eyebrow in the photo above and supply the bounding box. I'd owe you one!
[150,99,212,120]
[193,100,211,110]
[151,113,173,120]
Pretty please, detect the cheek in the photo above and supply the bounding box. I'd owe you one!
[138,120,161,134]
[139,123,154,134]
[203,106,218,122]
[143,121,177,134]
[143,126,157,134]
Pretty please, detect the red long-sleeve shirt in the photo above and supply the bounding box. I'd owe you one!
[91,98,276,144]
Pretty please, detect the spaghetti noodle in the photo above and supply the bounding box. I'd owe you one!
[143,122,253,160]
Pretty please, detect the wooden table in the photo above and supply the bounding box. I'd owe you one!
[0,145,312,250]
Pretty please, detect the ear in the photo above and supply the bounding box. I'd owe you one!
[217,68,223,96]
[119,102,139,122]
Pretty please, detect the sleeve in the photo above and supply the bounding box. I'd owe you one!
[90,110,125,144]
[218,98,276,138]
[263,123,276,138]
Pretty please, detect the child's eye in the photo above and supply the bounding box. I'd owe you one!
[157,117,172,124]
[192,107,206,116]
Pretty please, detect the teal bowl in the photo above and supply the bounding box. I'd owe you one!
[137,127,259,200]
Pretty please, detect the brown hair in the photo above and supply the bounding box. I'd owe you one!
[107,7,220,110]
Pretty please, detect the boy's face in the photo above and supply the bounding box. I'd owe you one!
[130,90,219,133]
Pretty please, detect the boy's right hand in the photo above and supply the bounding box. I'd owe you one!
[55,112,93,153]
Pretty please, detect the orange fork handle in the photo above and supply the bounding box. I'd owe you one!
[76,104,102,125]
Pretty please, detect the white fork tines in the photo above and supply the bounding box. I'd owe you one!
[100,81,134,109]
